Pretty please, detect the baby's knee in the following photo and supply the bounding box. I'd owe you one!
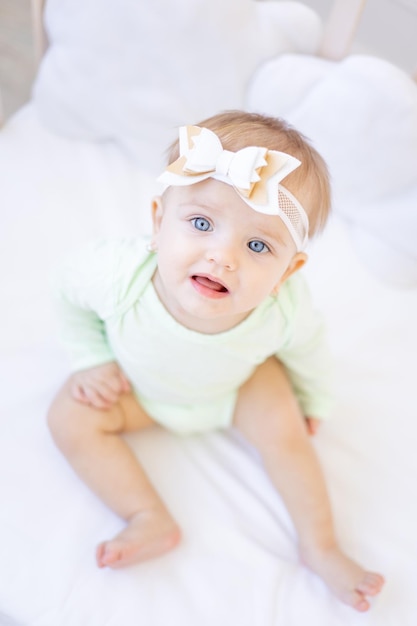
[47,382,89,453]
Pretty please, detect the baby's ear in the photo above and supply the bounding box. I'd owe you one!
[151,196,164,233]
[271,252,308,295]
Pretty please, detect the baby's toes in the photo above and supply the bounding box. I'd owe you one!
[351,591,370,613]
[356,572,385,596]
[96,541,121,568]
[337,587,370,612]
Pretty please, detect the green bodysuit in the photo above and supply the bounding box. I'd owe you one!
[55,238,332,434]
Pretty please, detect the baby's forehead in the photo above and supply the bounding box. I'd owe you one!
[164,178,251,212]
[164,177,234,202]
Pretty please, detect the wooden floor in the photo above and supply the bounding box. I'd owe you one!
[0,0,35,121]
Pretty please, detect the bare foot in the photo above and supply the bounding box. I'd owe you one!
[301,544,385,612]
[96,505,181,568]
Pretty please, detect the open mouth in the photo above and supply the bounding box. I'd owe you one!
[191,275,229,294]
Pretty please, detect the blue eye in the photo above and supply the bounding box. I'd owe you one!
[191,217,211,232]
[248,240,269,253]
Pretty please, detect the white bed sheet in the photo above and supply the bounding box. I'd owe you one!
[1,105,416,626]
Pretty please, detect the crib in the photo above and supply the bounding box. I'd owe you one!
[1,1,417,624]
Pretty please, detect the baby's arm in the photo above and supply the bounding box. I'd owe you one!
[54,239,153,378]
[53,241,123,374]
[70,362,131,410]
[276,273,333,429]
[53,240,156,409]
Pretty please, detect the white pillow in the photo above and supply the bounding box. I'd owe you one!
[247,54,417,288]
[32,0,322,174]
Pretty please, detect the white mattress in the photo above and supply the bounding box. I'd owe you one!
[1,105,416,625]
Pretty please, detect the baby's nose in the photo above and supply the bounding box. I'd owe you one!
[206,240,238,271]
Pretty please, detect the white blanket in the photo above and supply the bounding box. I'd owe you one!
[1,100,416,625]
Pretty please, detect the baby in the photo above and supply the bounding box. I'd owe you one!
[47,110,384,612]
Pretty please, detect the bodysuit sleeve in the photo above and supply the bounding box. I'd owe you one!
[275,273,333,420]
[53,238,150,372]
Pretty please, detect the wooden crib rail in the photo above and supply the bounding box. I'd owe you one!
[31,0,47,65]
[319,0,368,60]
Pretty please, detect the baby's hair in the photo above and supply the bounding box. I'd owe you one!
[166,110,331,238]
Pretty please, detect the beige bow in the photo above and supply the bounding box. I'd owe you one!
[158,125,301,208]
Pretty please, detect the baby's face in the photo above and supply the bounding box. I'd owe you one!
[151,179,306,334]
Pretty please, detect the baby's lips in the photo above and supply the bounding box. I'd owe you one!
[192,274,228,292]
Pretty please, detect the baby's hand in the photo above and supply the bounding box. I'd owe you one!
[69,362,131,410]
[305,416,321,436]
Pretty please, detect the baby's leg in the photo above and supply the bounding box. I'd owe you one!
[47,381,181,568]
[233,358,384,612]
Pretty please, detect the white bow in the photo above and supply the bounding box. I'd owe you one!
[180,127,269,194]
[157,125,309,250]
[159,125,301,201]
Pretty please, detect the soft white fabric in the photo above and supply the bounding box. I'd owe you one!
[1,104,417,626]
[247,53,417,288]
[32,0,322,174]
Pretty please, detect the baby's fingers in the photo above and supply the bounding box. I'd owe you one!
[305,417,321,436]
[118,372,131,393]
[71,379,117,409]
[82,385,115,409]
[104,372,131,395]
[71,383,91,405]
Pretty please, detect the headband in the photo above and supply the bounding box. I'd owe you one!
[157,125,309,250]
